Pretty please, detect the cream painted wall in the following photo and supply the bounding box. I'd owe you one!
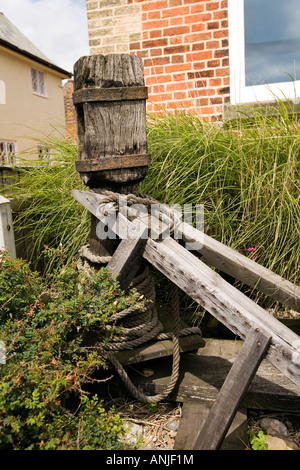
[0,46,68,161]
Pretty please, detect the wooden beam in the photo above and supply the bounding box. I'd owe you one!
[73,190,300,312]
[193,329,271,450]
[143,236,300,388]
[180,220,300,313]
[145,201,300,312]
[72,190,300,388]
[106,217,148,291]
[102,341,300,412]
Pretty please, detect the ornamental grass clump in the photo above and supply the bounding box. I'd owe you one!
[3,133,90,274]
[0,249,143,450]
[141,100,300,288]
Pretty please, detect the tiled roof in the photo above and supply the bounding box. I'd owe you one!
[0,12,71,76]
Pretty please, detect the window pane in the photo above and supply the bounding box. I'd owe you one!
[31,68,38,93]
[38,71,45,95]
[244,0,300,86]
[31,68,46,96]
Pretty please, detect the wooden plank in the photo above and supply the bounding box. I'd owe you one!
[123,205,171,240]
[72,190,300,388]
[106,217,148,291]
[192,329,271,450]
[180,220,300,313]
[100,342,300,412]
[71,189,170,240]
[73,85,148,104]
[175,403,248,450]
[73,190,300,312]
[144,200,300,311]
[143,237,300,387]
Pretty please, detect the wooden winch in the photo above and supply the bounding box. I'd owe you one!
[72,54,300,450]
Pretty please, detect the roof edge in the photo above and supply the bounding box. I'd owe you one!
[0,38,72,78]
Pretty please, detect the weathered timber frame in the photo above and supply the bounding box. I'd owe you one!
[72,189,300,449]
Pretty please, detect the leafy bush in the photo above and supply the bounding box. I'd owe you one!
[0,249,142,450]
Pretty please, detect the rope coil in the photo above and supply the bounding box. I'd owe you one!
[78,190,202,403]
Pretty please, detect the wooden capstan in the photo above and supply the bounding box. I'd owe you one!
[73,54,151,262]
[73,54,150,189]
[72,54,300,450]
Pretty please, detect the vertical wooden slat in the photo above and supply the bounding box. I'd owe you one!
[107,217,148,291]
[0,195,16,257]
[193,329,271,450]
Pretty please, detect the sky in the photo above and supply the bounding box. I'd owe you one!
[0,0,90,73]
[244,0,300,85]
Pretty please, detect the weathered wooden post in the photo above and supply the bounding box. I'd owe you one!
[73,54,150,261]
[0,195,16,258]
[71,57,300,447]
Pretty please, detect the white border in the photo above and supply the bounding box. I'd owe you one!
[228,0,300,105]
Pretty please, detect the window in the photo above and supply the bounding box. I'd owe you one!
[228,0,300,104]
[38,146,51,161]
[31,68,47,97]
[0,80,5,104]
[0,141,16,165]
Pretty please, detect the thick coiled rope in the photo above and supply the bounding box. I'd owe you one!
[78,190,202,403]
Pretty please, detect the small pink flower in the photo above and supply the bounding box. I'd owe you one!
[248,247,256,252]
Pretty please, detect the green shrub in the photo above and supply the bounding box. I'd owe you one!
[0,249,142,450]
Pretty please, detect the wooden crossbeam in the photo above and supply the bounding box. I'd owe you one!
[72,190,300,388]
[193,329,271,450]
[74,190,300,312]
[147,203,300,313]
[181,221,300,313]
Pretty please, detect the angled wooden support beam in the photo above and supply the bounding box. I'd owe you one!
[180,221,300,313]
[147,203,300,313]
[193,328,271,450]
[106,217,148,291]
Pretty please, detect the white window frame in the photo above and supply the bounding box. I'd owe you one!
[31,68,47,98]
[0,80,6,105]
[228,0,300,105]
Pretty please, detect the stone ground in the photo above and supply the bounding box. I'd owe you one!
[103,398,181,449]
[103,397,300,450]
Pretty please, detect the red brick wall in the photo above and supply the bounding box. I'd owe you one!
[130,0,229,118]
[87,0,230,119]
[63,80,77,141]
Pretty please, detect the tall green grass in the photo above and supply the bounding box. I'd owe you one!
[140,101,300,286]
[3,100,299,288]
[3,135,90,273]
